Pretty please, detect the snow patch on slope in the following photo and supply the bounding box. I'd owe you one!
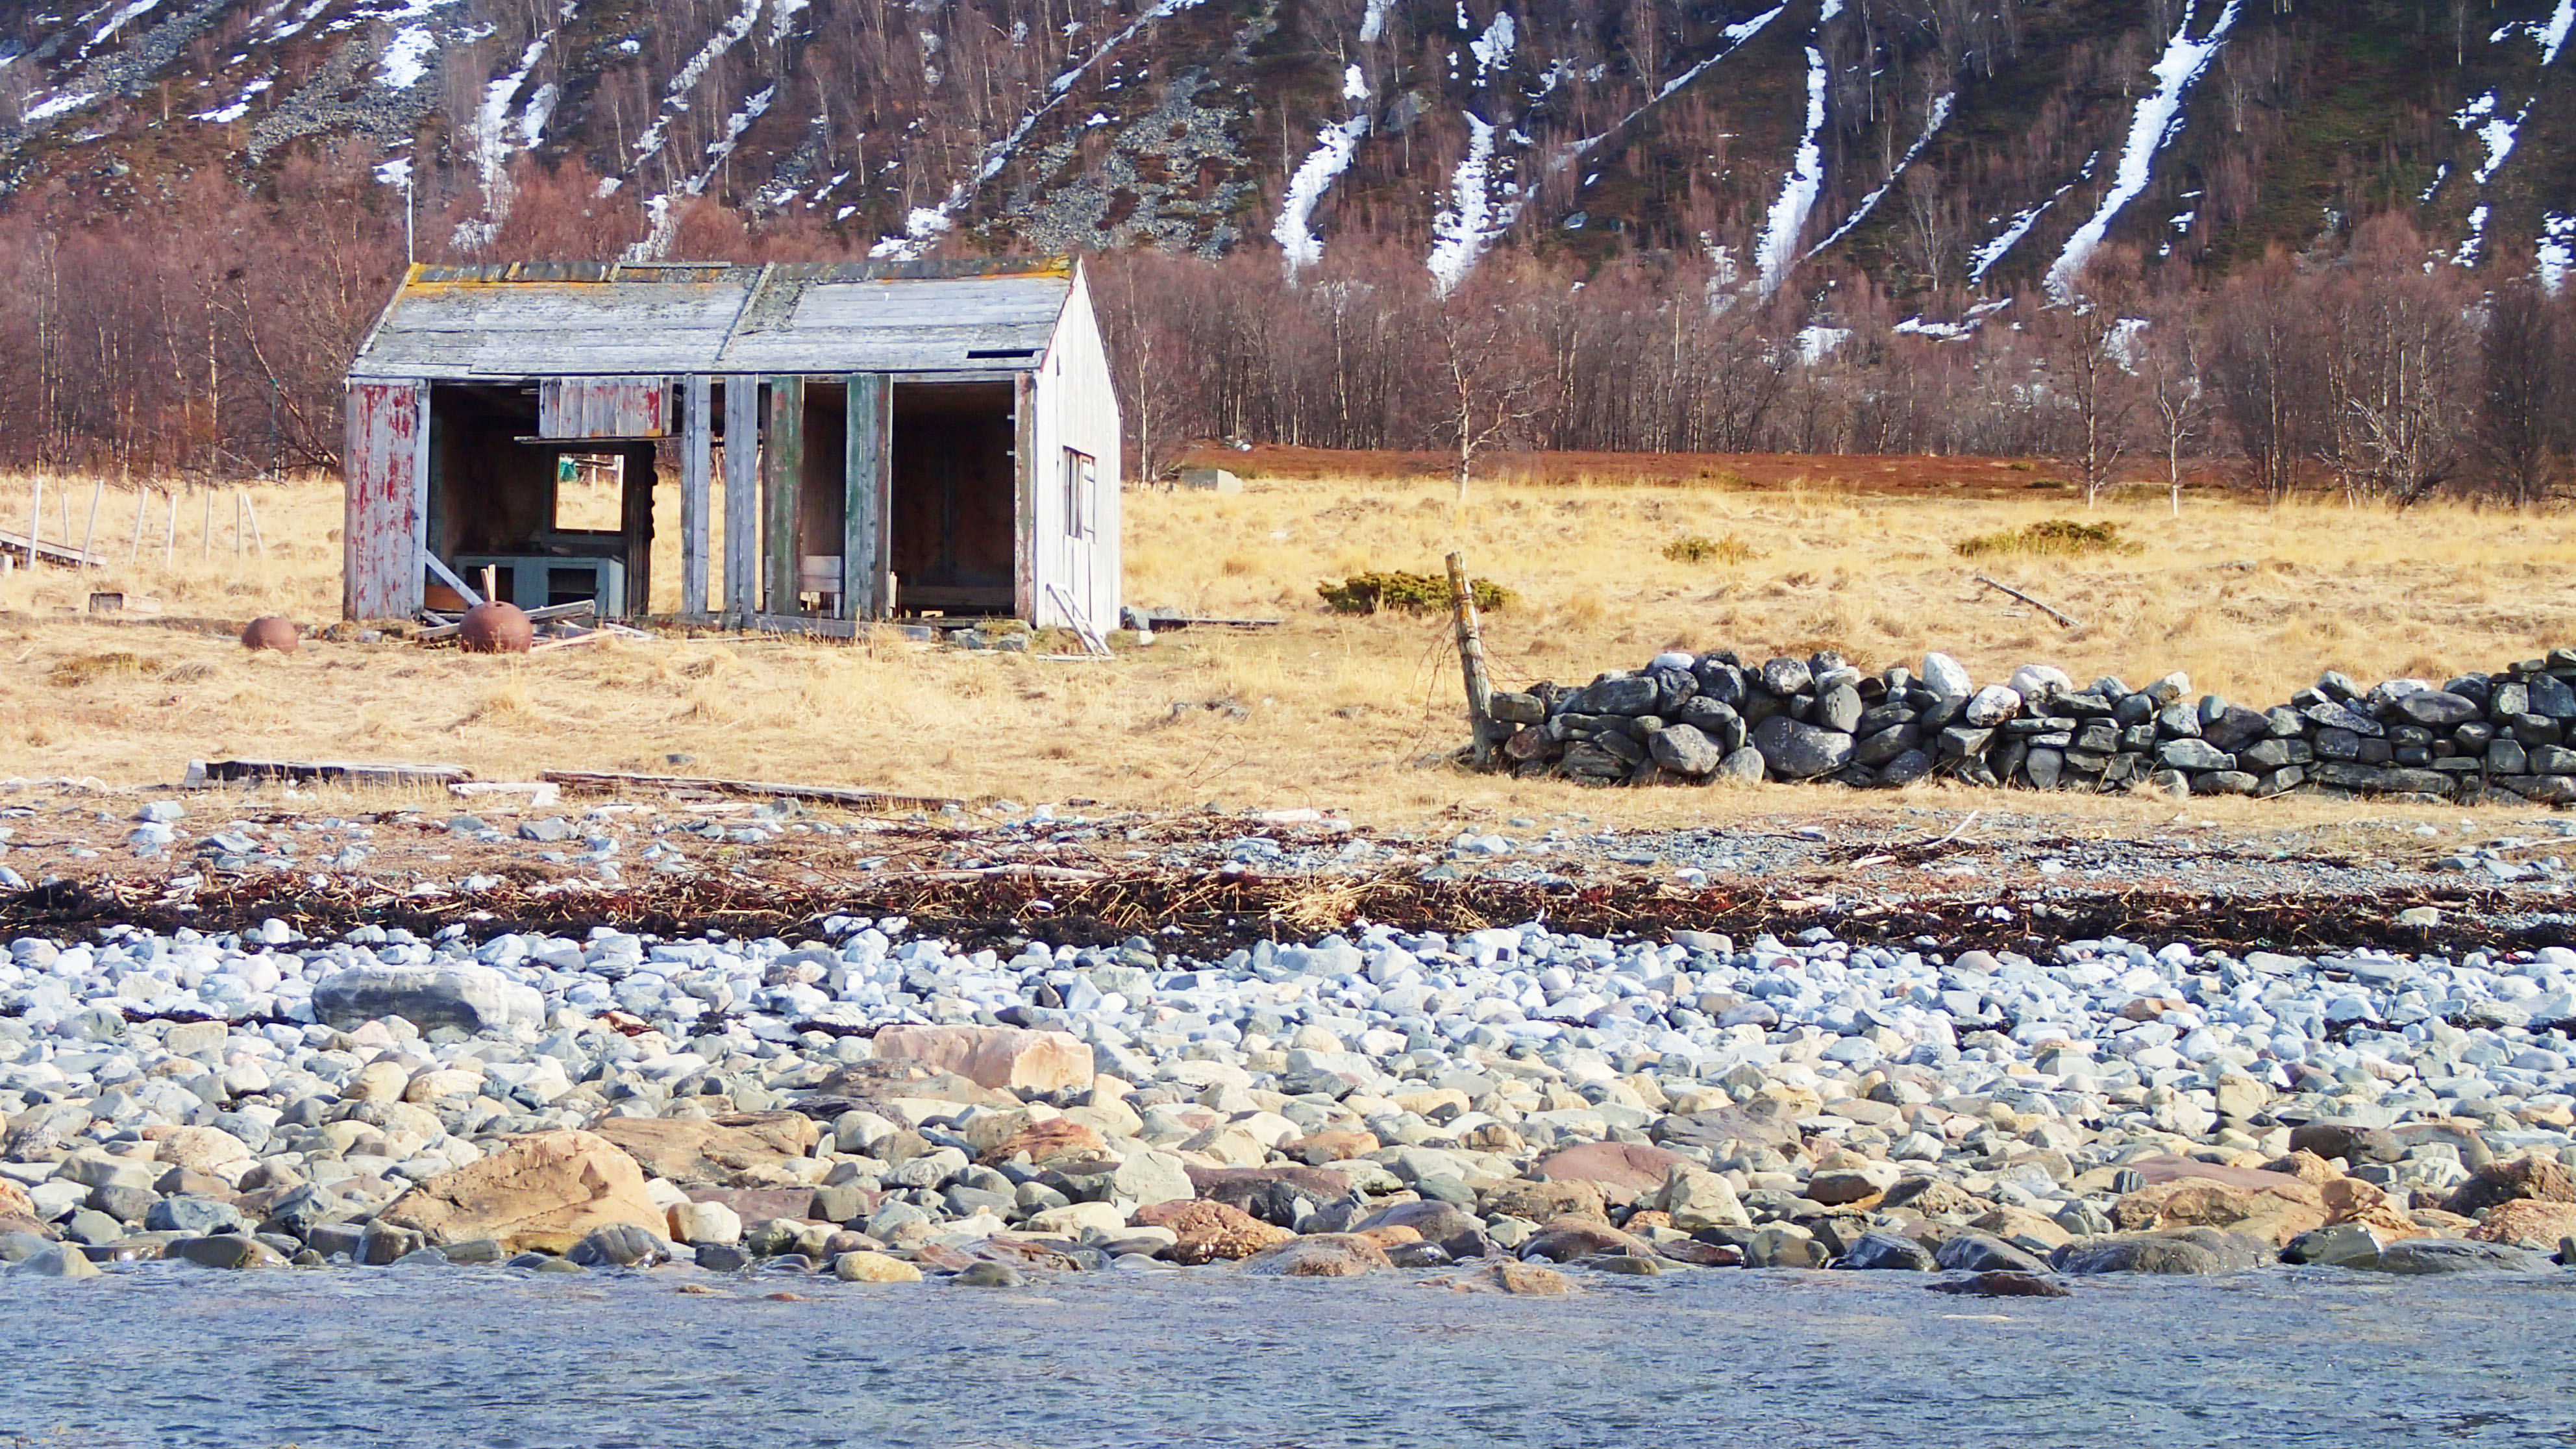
[2540,214,2576,293]
[1754,43,1827,295]
[1359,0,1390,43]
[378,25,438,89]
[628,84,775,260]
[1571,2,1789,156]
[1428,114,1518,294]
[1468,10,1514,84]
[193,75,272,123]
[633,0,765,164]
[2046,0,2239,299]
[1276,116,1369,271]
[1972,160,2091,283]
[2545,0,2576,64]
[2455,92,2521,186]
[471,36,551,217]
[1806,91,1951,260]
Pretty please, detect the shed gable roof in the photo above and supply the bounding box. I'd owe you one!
[349,258,1076,381]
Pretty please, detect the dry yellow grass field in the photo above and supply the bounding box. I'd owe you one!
[0,464,2568,832]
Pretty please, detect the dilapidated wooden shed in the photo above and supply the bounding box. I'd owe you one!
[343,257,1121,634]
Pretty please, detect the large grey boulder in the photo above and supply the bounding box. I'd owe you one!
[1750,715,1855,780]
[312,964,543,1033]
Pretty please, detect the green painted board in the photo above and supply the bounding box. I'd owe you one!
[843,374,890,619]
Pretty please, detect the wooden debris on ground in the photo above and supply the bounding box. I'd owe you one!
[186,758,473,788]
[540,769,965,814]
[1970,574,2080,629]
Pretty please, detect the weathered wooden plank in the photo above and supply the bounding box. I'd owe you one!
[539,377,671,438]
[195,758,471,787]
[540,769,961,813]
[1013,370,1036,623]
[681,375,711,617]
[723,377,760,625]
[843,373,889,620]
[763,374,805,615]
[344,379,427,619]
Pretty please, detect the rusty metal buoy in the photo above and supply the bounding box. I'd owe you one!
[240,615,300,654]
[458,601,534,654]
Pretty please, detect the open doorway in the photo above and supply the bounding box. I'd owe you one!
[891,380,1015,615]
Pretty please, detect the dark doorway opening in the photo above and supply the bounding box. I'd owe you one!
[891,380,1015,614]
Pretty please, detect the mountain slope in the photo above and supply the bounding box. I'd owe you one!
[1,0,2571,297]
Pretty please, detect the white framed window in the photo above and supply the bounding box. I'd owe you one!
[1063,447,1096,538]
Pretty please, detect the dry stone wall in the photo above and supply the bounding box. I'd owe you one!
[1485,647,2576,806]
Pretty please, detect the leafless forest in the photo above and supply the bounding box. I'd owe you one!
[0,149,2564,506]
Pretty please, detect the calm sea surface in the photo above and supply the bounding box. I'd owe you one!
[3,1263,2570,1448]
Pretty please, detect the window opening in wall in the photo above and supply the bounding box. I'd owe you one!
[552,452,625,530]
[1064,448,1095,539]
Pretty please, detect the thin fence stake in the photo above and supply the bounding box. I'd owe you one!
[28,475,40,554]
[201,489,212,563]
[77,480,101,567]
[126,484,147,562]
[242,491,265,556]
[234,490,244,560]
[162,489,178,569]
[1447,550,1498,768]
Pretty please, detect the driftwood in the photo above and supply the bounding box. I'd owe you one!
[191,758,473,787]
[541,769,965,814]
[412,599,597,641]
[1970,574,2080,629]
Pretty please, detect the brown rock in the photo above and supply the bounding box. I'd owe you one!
[1130,1199,1296,1264]
[2440,1154,2576,1218]
[239,615,300,653]
[1483,1178,1610,1224]
[2125,1154,2318,1193]
[138,1125,253,1175]
[458,602,534,653]
[2286,1121,2403,1165]
[2467,1198,2576,1250]
[869,1025,1094,1094]
[980,1119,1107,1168]
[1971,1205,2073,1249]
[1237,1232,1393,1277]
[2261,1150,2342,1185]
[588,1111,819,1186]
[1623,1209,1673,1232]
[0,1178,37,1220]
[1352,1224,1423,1249]
[374,1130,665,1254]
[682,1187,825,1224]
[1491,1260,1574,1296]
[1531,1141,1694,1206]
[1281,1130,1379,1165]
[1519,1215,1657,1263]
[1880,1176,1983,1217]
[1929,1270,2070,1298]
[2111,1174,2328,1248]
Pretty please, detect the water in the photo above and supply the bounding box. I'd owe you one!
[4,1265,2572,1448]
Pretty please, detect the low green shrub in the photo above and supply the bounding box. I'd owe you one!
[1953,518,2135,559]
[1318,570,1513,615]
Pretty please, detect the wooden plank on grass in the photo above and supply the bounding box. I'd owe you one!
[198,758,472,787]
[540,769,962,813]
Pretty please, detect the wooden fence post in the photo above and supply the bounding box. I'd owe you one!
[1447,550,1496,768]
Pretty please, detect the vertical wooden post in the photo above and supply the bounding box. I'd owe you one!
[126,484,147,562]
[78,480,101,567]
[162,489,177,568]
[723,377,760,625]
[1447,550,1497,769]
[201,488,212,562]
[763,374,805,615]
[843,373,888,620]
[242,493,266,556]
[681,374,711,618]
[28,475,41,551]
[234,490,245,559]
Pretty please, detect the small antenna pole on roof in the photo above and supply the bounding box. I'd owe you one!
[404,168,415,266]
